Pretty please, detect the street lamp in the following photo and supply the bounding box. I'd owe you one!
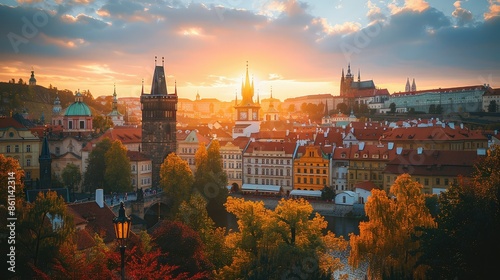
[113,202,131,280]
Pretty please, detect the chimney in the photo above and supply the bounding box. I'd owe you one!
[96,189,104,208]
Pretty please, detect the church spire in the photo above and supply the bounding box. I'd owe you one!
[324,99,329,117]
[174,80,177,95]
[358,69,360,82]
[112,83,118,111]
[411,78,416,91]
[141,79,144,95]
[405,78,410,92]
[270,86,273,99]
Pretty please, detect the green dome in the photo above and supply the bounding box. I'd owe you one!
[64,102,92,116]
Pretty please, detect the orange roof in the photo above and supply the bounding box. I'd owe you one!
[314,130,343,147]
[96,127,142,144]
[127,150,150,161]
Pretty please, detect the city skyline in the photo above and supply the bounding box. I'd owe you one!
[0,0,499,102]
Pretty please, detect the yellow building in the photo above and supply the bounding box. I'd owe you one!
[347,143,396,190]
[294,145,330,191]
[0,117,41,186]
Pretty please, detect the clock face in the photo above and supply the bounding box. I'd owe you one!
[252,111,258,120]
[240,111,247,120]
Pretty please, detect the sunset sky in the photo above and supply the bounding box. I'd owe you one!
[0,0,499,102]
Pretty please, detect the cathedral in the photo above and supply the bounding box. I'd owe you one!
[340,63,376,104]
[141,57,178,187]
[232,62,261,138]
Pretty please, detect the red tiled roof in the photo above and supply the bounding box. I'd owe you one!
[381,126,487,142]
[127,150,150,161]
[354,181,377,191]
[314,130,343,147]
[96,127,142,144]
[244,141,297,154]
[0,117,25,129]
[67,201,117,244]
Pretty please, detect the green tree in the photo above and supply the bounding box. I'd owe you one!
[194,140,228,214]
[61,163,81,202]
[435,104,443,114]
[488,100,497,112]
[336,102,349,115]
[83,138,112,193]
[16,191,74,277]
[217,197,347,279]
[159,152,194,217]
[348,174,436,280]
[428,104,436,114]
[418,145,500,279]
[389,102,396,113]
[104,140,132,193]
[177,192,233,270]
[321,185,335,201]
[92,115,113,133]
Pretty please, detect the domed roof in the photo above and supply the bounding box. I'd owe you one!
[65,101,91,116]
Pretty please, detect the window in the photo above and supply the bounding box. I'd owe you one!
[68,120,73,129]
[15,145,19,153]
[26,159,31,166]
[247,168,251,174]
[436,178,441,185]
[350,173,353,180]
[80,120,85,129]
[26,171,31,180]
[298,177,301,183]
[316,178,319,184]
[424,178,429,186]
[255,178,258,184]
[297,168,301,173]
[26,145,31,152]
[132,165,136,172]
[6,145,10,153]
[255,168,259,175]
[444,178,449,185]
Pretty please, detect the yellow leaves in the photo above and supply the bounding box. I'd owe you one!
[349,173,437,279]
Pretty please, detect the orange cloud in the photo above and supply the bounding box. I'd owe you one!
[484,0,500,20]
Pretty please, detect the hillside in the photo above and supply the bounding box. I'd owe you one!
[0,82,110,123]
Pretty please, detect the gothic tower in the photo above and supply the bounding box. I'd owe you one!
[141,56,178,188]
[232,62,261,138]
[39,136,51,189]
[405,78,411,92]
[411,78,417,91]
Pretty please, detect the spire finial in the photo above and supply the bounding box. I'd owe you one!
[162,56,164,67]
[174,80,177,95]
[141,78,144,95]
[155,56,157,65]
[270,86,273,99]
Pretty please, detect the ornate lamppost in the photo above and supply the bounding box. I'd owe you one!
[113,202,131,280]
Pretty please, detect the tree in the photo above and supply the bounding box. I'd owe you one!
[321,185,335,201]
[217,197,347,279]
[488,100,497,112]
[389,102,396,113]
[16,191,74,278]
[428,104,436,114]
[0,154,24,204]
[152,220,213,279]
[194,140,228,218]
[418,145,500,279]
[92,115,113,133]
[159,152,194,217]
[83,138,112,193]
[435,104,443,114]
[348,174,436,280]
[104,140,132,193]
[337,102,349,115]
[61,163,81,202]
[177,193,233,270]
